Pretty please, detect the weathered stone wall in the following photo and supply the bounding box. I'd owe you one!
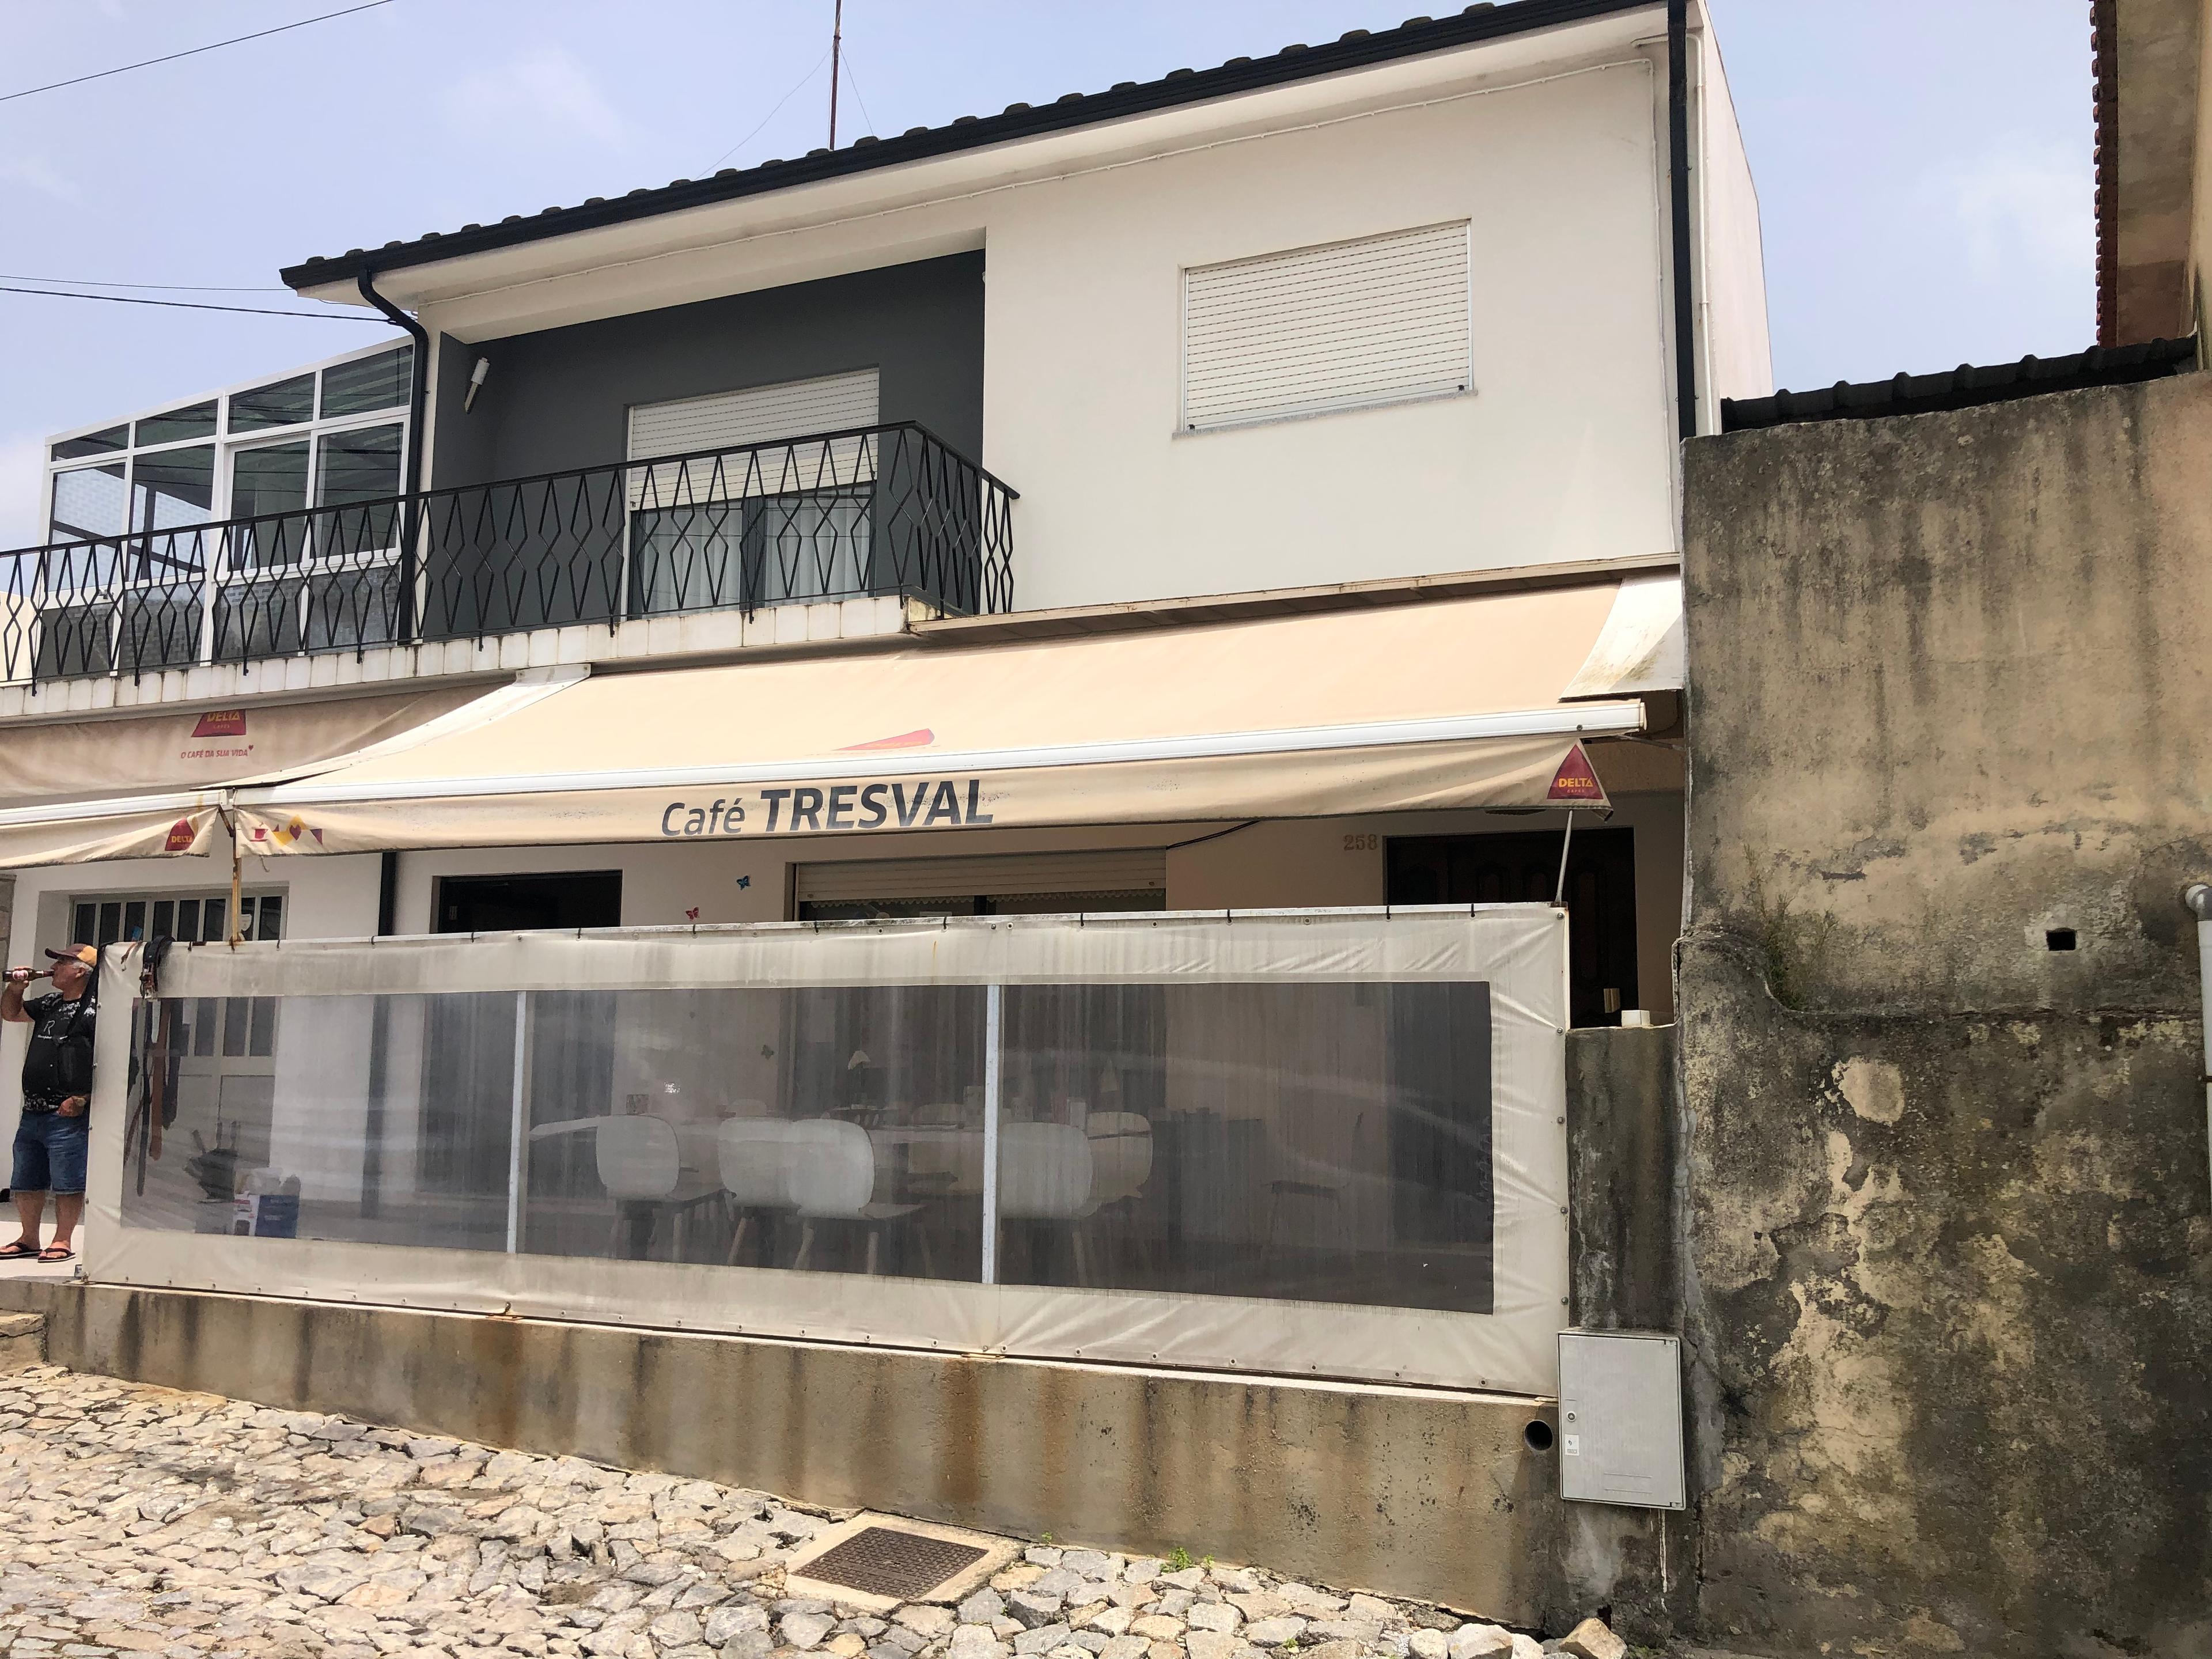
[1680,371,2212,1657]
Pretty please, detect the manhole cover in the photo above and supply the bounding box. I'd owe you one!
[797,1525,988,1600]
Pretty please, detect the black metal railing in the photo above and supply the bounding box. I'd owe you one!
[0,423,1015,685]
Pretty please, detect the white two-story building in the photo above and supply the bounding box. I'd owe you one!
[1,0,1766,1620]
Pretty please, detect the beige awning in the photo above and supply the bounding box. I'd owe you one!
[227,582,1654,856]
[0,677,572,868]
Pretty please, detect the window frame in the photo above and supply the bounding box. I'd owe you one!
[1176,219,1476,436]
[33,339,413,676]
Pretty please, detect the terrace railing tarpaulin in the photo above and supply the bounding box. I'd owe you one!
[228,586,1646,853]
[0,677,567,869]
[87,908,1574,1395]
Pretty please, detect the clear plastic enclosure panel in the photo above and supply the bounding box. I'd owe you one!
[126,979,1491,1311]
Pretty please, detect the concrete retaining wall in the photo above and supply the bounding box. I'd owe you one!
[0,1278,1568,1625]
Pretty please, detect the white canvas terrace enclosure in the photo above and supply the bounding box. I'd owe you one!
[88,908,1571,1395]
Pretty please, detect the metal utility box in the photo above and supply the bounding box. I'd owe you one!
[1557,1329,1685,1509]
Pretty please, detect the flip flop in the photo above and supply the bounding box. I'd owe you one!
[36,1244,72,1263]
[0,1238,40,1259]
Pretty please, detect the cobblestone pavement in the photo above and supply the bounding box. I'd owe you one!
[0,1365,1607,1659]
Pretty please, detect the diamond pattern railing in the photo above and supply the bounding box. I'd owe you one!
[0,423,1015,685]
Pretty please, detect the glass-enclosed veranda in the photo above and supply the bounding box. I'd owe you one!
[88,908,1572,1395]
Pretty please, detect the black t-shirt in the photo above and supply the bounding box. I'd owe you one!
[20,990,93,1112]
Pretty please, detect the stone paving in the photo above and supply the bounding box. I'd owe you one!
[0,1365,1626,1659]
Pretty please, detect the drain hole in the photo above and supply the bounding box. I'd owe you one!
[2046,928,2078,951]
[796,1527,986,1600]
[1523,1419,1555,1453]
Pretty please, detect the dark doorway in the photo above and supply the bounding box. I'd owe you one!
[435,871,623,934]
[1387,828,1639,1027]
[420,872,623,1207]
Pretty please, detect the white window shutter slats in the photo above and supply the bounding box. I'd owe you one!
[1182,223,1472,431]
[626,370,881,508]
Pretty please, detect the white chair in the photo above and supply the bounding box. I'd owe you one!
[785,1119,926,1276]
[1078,1112,1153,1213]
[998,1122,1093,1218]
[597,1115,680,1199]
[594,1115,680,1260]
[717,1118,800,1266]
[997,1122,1096,1282]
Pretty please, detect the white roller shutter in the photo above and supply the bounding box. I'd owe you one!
[628,369,880,458]
[795,849,1168,905]
[1181,222,1472,432]
[626,369,880,506]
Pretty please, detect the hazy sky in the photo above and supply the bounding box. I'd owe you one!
[0,0,2094,547]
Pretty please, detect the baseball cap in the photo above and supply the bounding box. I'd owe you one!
[43,945,97,968]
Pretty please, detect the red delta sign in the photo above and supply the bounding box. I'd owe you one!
[182,709,253,765]
[163,819,198,853]
[1546,744,1605,804]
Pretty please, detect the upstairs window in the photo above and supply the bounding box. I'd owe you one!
[627,368,881,461]
[1180,221,1472,433]
[41,340,411,551]
[319,344,411,419]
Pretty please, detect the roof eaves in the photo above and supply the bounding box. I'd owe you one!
[1717,336,2198,433]
[281,0,1661,290]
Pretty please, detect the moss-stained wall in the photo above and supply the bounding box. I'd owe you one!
[1679,372,2212,1656]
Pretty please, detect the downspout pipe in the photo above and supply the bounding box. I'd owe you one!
[1666,0,1696,442]
[2185,884,2212,1199]
[355,268,428,641]
[354,270,422,1226]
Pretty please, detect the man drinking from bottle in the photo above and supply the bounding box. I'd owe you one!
[0,944,98,1263]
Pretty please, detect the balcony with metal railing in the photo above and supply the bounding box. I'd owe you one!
[0,423,1016,689]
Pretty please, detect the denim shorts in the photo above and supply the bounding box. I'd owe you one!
[12,1108,88,1196]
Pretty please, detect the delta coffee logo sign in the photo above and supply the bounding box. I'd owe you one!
[181,709,253,764]
[1546,744,1605,804]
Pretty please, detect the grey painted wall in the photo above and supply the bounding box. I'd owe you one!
[430,252,985,488]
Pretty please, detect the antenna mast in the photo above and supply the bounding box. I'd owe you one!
[828,0,843,148]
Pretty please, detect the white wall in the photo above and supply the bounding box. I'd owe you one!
[1695,14,1775,412]
[979,59,1679,607]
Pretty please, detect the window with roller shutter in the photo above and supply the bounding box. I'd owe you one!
[624,369,881,502]
[623,370,884,614]
[1180,222,1473,433]
[626,368,881,461]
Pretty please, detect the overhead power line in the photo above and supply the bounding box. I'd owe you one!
[708,47,832,172]
[0,272,289,293]
[0,285,388,321]
[0,0,395,105]
[839,47,879,141]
